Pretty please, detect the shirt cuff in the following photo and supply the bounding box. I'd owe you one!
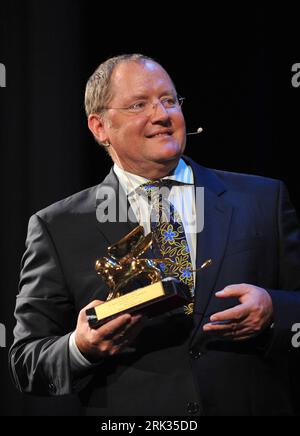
[69,331,99,373]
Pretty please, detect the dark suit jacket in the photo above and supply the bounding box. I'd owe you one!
[9,157,300,416]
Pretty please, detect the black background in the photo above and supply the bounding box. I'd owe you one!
[0,1,299,415]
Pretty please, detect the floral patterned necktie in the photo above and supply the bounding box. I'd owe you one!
[136,179,194,315]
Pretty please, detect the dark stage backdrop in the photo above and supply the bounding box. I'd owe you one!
[0,1,299,415]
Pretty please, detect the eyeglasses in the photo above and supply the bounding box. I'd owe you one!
[102,96,185,116]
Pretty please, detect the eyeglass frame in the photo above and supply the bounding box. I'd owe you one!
[100,95,185,116]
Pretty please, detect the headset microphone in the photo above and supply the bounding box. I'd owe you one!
[187,127,203,136]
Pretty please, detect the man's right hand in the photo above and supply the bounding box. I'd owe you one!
[75,300,145,363]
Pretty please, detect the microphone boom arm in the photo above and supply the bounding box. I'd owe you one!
[187,127,203,136]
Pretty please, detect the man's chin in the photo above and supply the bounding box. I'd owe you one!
[151,143,184,163]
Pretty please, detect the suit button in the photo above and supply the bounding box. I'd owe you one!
[187,401,200,415]
[189,348,202,359]
[49,383,56,393]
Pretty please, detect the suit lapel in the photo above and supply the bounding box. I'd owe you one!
[94,168,138,246]
[185,157,233,319]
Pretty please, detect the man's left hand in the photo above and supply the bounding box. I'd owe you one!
[202,284,274,341]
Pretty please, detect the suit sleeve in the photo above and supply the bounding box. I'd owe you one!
[266,181,300,355]
[9,214,77,395]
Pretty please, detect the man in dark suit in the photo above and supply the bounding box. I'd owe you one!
[10,54,300,416]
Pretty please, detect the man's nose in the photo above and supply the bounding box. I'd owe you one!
[150,101,169,121]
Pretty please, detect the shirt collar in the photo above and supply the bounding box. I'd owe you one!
[113,158,194,196]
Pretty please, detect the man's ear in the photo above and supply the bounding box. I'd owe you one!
[88,114,109,144]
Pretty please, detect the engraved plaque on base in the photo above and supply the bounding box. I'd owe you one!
[86,278,191,327]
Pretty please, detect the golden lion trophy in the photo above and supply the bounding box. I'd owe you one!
[86,225,194,327]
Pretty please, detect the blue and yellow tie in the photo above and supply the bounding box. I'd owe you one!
[137,180,194,315]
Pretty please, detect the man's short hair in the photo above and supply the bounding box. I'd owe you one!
[84,54,156,117]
